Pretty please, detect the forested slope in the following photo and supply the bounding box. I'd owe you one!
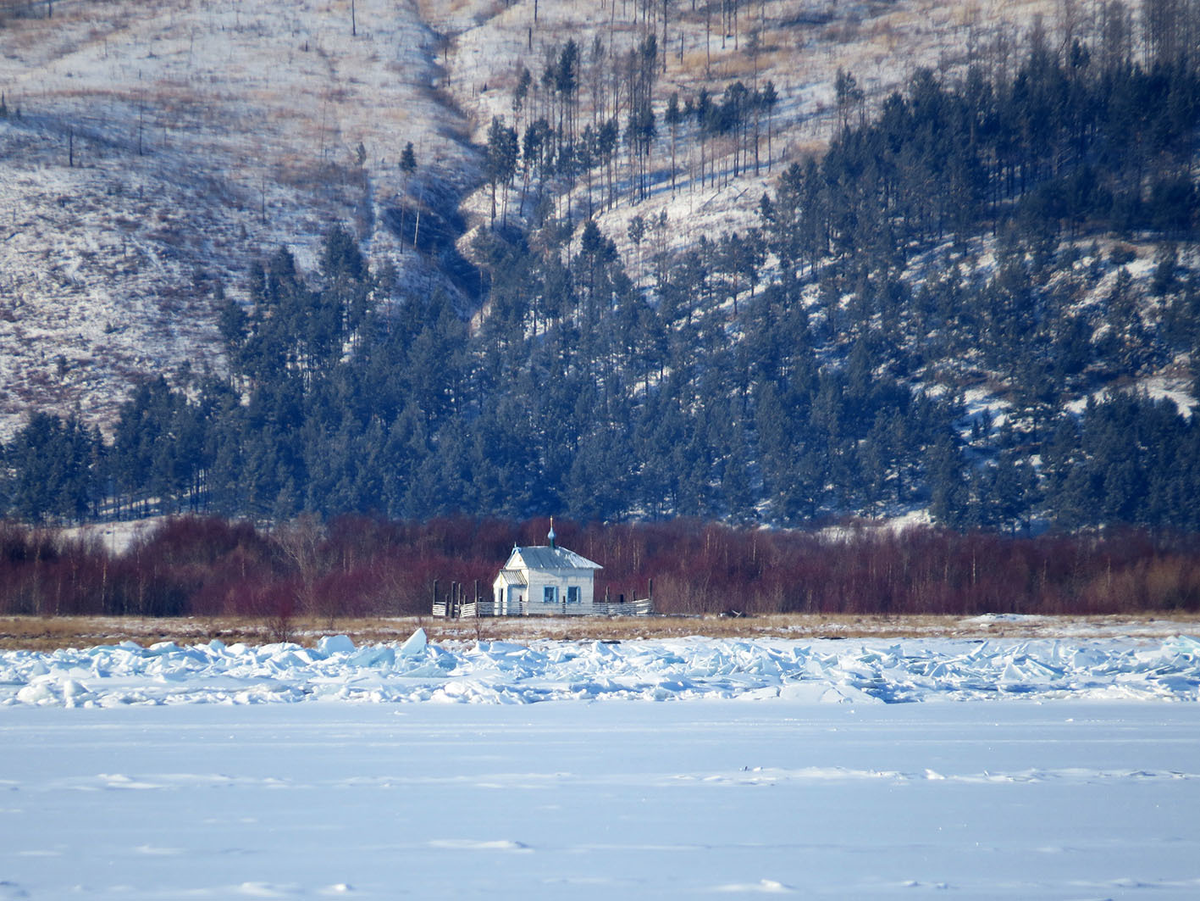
[3,0,1200,534]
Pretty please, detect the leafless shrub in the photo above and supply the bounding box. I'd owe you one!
[2,516,1198,630]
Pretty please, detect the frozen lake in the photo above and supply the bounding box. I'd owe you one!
[2,632,1198,897]
[2,699,1198,899]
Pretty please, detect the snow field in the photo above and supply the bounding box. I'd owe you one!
[1,699,1198,898]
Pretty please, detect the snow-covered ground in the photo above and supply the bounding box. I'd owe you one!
[1,631,1198,898]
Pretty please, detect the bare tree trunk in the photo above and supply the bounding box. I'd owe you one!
[413,183,423,248]
[662,0,669,72]
[706,0,712,75]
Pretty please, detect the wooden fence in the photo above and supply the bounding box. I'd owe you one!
[432,597,654,619]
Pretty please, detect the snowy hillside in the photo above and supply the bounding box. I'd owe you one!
[435,0,1062,265]
[0,0,476,438]
[0,0,1067,439]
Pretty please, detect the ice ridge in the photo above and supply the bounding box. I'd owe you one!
[1,631,1197,707]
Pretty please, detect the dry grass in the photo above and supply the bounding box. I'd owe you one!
[2,612,1196,652]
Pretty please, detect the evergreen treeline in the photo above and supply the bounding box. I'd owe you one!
[780,46,1200,269]
[1,516,1197,619]
[3,30,1200,532]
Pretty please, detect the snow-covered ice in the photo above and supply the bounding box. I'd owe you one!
[1,631,1198,898]
[2,631,1198,707]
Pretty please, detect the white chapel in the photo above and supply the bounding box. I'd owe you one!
[491,522,603,616]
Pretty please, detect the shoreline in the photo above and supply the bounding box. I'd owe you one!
[3,612,1198,652]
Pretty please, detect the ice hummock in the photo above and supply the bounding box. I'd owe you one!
[2,630,1197,708]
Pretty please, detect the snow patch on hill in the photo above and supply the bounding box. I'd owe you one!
[0,0,476,438]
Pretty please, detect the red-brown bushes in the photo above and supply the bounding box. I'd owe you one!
[0,525,111,616]
[2,516,1199,622]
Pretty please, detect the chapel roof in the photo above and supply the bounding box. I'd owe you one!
[511,545,603,571]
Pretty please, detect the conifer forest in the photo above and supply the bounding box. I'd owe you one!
[3,0,1200,617]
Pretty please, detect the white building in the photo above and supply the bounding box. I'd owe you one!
[492,523,603,616]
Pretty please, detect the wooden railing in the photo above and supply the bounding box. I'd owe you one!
[432,597,654,618]
[589,599,654,617]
